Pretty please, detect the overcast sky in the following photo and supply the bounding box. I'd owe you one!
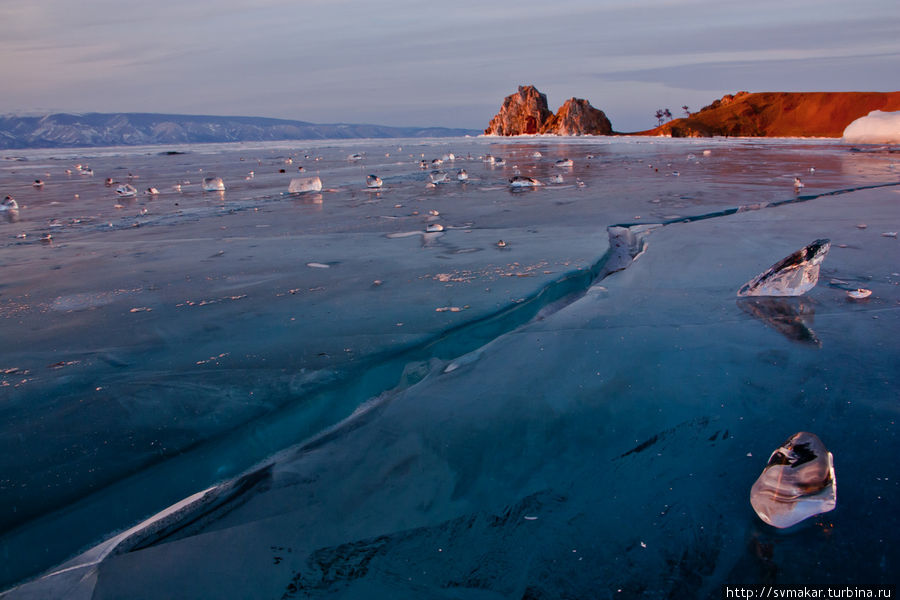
[1,0,898,132]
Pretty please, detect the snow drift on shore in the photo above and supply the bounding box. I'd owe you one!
[842,110,900,144]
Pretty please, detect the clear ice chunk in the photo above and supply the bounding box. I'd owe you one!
[750,432,836,528]
[288,176,323,194]
[202,176,225,192]
[365,174,383,188]
[737,239,830,297]
[509,175,541,188]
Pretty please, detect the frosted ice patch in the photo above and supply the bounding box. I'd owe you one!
[750,432,836,528]
[842,110,900,144]
[289,176,323,194]
[737,239,830,297]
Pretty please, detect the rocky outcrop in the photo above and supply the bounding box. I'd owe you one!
[542,98,612,135]
[484,85,554,135]
[644,91,900,138]
[485,86,614,136]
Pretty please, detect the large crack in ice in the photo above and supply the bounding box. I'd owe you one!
[4,180,899,594]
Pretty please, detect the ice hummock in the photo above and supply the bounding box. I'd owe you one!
[288,176,323,194]
[737,239,830,297]
[842,110,900,144]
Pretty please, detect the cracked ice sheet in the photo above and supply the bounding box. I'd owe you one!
[3,138,899,593]
[39,187,895,599]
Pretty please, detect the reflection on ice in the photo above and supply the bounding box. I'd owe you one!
[750,432,836,528]
[737,239,830,297]
[737,297,820,346]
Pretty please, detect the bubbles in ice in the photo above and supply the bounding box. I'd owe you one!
[288,176,323,194]
[202,176,226,192]
[737,239,830,297]
[509,175,542,188]
[555,158,574,168]
[115,184,137,197]
[456,169,468,182]
[750,432,836,528]
[429,171,448,184]
[366,174,383,188]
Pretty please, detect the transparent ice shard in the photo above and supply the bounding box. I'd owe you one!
[202,176,225,192]
[288,176,323,194]
[737,239,830,297]
[509,175,541,188]
[750,432,836,528]
[365,174,383,188]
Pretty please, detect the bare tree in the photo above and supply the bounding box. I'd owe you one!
[655,109,665,126]
[682,105,690,117]
[663,108,673,122]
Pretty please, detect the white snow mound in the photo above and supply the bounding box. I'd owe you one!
[841,110,900,144]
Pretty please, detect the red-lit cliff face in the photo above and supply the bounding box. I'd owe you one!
[643,91,900,137]
[542,98,613,135]
[484,86,554,135]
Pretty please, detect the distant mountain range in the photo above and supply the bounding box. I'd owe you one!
[0,113,479,149]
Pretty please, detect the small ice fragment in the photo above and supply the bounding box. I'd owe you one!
[306,262,330,269]
[431,158,443,166]
[640,542,647,548]
[493,157,506,166]
[202,176,225,192]
[524,516,538,521]
[532,151,542,158]
[429,171,448,184]
[750,432,836,528]
[847,288,872,299]
[366,174,383,188]
[483,154,495,164]
[425,223,444,233]
[145,187,159,196]
[129,307,152,313]
[809,167,816,174]
[793,177,804,189]
[881,231,898,238]
[856,223,867,229]
[703,150,712,156]
[428,209,439,216]
[79,166,93,176]
[0,196,17,211]
[289,176,323,194]
[418,160,428,169]
[32,179,44,188]
[347,153,363,161]
[555,158,574,168]
[456,169,468,181]
[442,153,455,162]
[737,239,830,297]
[496,240,507,248]
[551,174,563,184]
[509,175,541,188]
[115,184,137,197]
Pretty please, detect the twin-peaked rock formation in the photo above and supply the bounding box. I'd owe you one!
[484,85,613,136]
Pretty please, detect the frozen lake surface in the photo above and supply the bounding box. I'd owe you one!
[1,136,898,598]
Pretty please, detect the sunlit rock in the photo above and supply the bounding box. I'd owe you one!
[484,85,554,136]
[750,432,836,528]
[542,98,613,136]
[737,239,830,297]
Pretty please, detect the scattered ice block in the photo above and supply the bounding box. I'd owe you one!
[429,171,448,184]
[509,175,541,188]
[737,239,830,297]
[456,169,468,181]
[750,432,836,528]
[288,176,323,194]
[366,175,383,188]
[202,176,225,192]
[842,110,900,144]
[115,184,137,197]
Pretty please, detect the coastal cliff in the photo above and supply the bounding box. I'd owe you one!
[645,91,900,137]
[484,86,612,136]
